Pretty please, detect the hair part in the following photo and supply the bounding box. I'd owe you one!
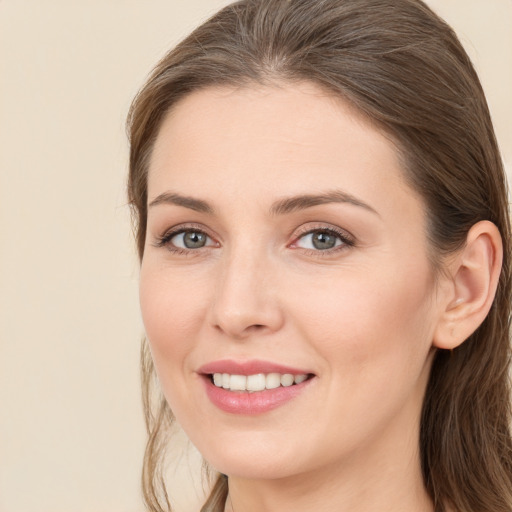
[127,1,512,510]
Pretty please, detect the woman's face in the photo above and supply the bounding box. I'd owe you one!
[140,83,444,481]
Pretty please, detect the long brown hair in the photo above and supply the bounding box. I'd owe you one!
[127,1,512,510]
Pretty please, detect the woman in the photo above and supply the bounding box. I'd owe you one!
[127,0,512,511]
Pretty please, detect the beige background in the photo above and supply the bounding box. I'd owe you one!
[0,2,510,512]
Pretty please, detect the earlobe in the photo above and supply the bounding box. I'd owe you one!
[433,221,503,350]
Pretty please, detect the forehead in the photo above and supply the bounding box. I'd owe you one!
[147,82,419,217]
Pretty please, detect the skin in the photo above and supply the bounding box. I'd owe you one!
[139,82,450,512]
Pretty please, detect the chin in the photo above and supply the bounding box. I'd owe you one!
[209,456,296,481]
[193,431,306,481]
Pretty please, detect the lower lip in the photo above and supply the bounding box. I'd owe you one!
[202,376,314,415]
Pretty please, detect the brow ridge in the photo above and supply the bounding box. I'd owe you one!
[148,192,213,214]
[270,190,379,216]
[148,189,378,217]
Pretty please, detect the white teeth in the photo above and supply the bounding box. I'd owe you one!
[247,373,266,392]
[266,373,281,389]
[229,374,247,391]
[211,372,309,392]
[294,374,307,384]
[280,374,294,387]
[213,373,223,387]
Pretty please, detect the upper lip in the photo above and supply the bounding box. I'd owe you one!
[198,359,313,376]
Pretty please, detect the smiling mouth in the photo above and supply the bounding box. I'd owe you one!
[209,372,314,393]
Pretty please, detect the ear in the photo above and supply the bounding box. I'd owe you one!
[433,221,503,350]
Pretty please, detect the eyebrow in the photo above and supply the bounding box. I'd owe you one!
[148,192,213,213]
[148,189,379,217]
[270,190,379,217]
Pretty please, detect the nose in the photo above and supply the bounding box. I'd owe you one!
[208,247,284,340]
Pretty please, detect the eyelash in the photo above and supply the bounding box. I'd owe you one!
[290,225,355,255]
[154,224,355,256]
[153,224,215,256]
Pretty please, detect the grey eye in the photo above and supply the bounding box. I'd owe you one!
[172,231,210,249]
[297,231,342,250]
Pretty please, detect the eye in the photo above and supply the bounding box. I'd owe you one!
[293,228,354,252]
[155,227,217,252]
[171,230,211,249]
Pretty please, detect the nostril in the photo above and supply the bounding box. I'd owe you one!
[248,324,265,331]
[210,299,285,338]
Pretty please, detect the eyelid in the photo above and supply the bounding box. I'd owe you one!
[152,221,355,255]
[289,223,356,251]
[153,223,219,250]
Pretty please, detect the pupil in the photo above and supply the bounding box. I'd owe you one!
[312,232,336,250]
[184,232,206,248]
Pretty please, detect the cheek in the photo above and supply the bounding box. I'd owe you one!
[286,264,436,446]
[288,260,436,371]
[139,263,209,370]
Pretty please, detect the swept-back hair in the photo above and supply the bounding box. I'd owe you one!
[127,1,512,510]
